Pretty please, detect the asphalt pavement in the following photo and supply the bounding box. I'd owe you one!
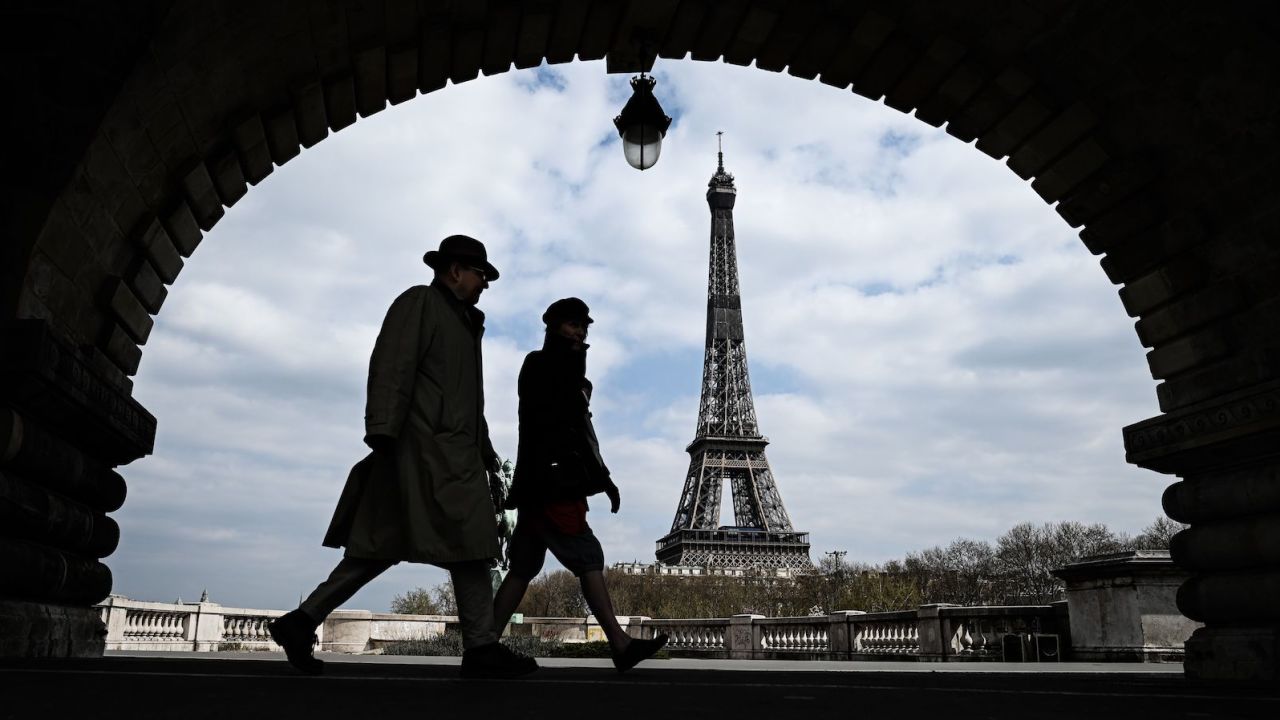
[1,652,1276,720]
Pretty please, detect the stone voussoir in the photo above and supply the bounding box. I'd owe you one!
[1007,102,1097,181]
[882,35,966,113]
[178,161,224,232]
[1119,249,1212,318]
[102,276,153,345]
[1134,281,1244,349]
[945,67,1034,145]
[1031,137,1109,204]
[161,202,203,258]
[291,80,329,148]
[208,151,247,208]
[1145,324,1231,380]
[230,114,273,184]
[134,217,183,285]
[99,322,142,377]
[322,72,358,132]
[387,44,419,104]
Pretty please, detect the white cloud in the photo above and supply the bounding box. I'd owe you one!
[114,60,1165,613]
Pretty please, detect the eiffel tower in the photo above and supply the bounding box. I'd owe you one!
[655,139,813,576]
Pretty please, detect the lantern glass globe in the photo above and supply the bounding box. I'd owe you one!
[621,124,663,170]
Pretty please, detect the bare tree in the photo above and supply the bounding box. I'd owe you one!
[995,521,1127,603]
[390,579,455,615]
[1132,516,1187,549]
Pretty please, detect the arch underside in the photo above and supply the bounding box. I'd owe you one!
[2,0,1279,681]
[7,0,1277,414]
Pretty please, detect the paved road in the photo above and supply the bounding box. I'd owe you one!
[2,654,1276,720]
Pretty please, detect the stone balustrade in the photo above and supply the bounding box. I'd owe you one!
[100,555,1201,664]
[643,618,730,653]
[629,604,1070,662]
[96,595,1067,661]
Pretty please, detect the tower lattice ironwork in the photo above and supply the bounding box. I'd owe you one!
[656,142,813,575]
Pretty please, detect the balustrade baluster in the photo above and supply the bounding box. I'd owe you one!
[972,620,988,655]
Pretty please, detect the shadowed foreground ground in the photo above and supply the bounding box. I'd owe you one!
[1,653,1277,719]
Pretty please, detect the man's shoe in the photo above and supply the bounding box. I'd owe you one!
[268,609,324,676]
[460,642,539,679]
[613,634,669,673]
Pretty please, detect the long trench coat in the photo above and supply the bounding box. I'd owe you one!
[322,282,500,564]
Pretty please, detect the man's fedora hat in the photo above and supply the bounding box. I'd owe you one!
[542,297,593,326]
[423,234,500,281]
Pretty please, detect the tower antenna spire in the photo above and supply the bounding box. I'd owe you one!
[716,131,725,172]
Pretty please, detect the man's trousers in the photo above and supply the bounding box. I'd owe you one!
[297,556,498,649]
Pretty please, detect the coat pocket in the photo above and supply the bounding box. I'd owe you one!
[427,436,486,521]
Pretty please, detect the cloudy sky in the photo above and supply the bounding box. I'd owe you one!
[113,59,1166,613]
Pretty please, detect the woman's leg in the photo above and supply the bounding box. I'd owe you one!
[493,571,532,633]
[579,570,631,653]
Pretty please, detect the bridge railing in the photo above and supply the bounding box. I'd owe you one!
[642,618,730,653]
[628,604,1068,661]
[96,596,454,653]
[96,595,1067,660]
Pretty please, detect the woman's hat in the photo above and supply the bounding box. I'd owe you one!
[542,297,593,326]
[423,234,499,281]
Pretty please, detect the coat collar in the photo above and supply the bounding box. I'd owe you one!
[431,279,486,333]
[541,331,588,379]
[541,331,587,354]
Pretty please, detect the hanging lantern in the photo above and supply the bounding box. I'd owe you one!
[612,74,673,171]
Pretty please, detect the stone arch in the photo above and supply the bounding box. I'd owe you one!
[2,1,1278,682]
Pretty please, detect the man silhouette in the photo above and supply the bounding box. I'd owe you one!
[269,235,535,678]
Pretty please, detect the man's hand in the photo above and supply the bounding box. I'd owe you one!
[605,483,621,514]
[365,434,396,455]
[488,471,506,511]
